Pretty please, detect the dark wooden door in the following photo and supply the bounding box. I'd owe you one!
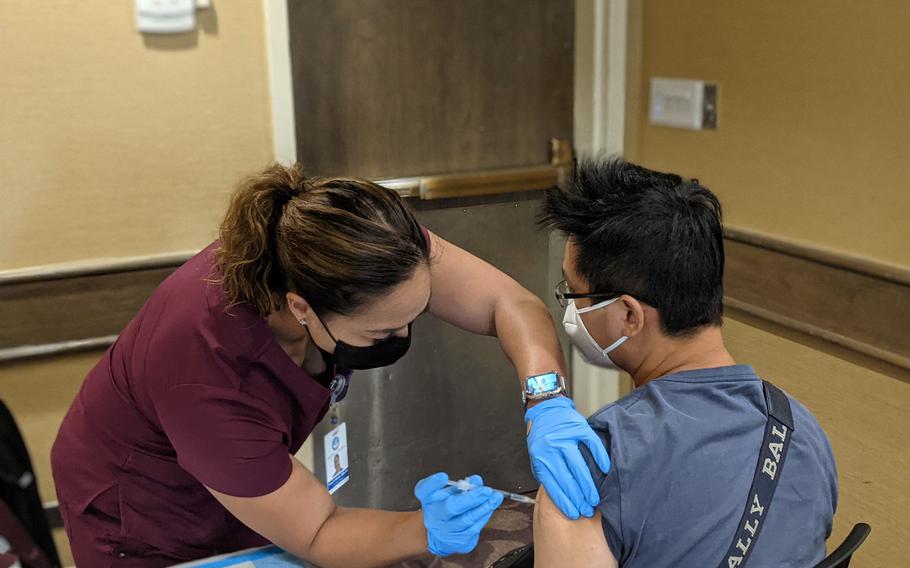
[292,0,575,509]
[288,0,574,178]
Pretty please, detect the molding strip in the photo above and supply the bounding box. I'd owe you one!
[724,225,910,286]
[0,250,197,287]
[378,138,573,201]
[0,336,119,364]
[2,223,906,370]
[723,237,909,372]
[725,298,910,370]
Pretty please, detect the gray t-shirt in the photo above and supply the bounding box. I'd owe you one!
[587,364,837,567]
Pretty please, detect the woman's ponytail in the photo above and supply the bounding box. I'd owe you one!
[216,163,306,317]
[215,163,429,319]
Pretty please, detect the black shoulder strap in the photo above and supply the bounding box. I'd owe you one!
[718,380,794,568]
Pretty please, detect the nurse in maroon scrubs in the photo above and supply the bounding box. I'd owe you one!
[51,163,606,567]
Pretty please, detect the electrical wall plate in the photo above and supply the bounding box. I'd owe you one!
[135,0,196,34]
[649,77,718,130]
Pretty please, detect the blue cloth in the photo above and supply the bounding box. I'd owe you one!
[179,546,306,567]
[586,365,837,568]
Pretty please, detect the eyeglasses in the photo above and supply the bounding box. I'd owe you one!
[554,279,626,308]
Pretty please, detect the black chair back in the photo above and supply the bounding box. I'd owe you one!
[812,523,872,568]
[0,400,61,567]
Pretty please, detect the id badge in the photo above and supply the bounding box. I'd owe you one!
[324,422,349,494]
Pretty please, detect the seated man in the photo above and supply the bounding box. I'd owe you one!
[532,158,837,567]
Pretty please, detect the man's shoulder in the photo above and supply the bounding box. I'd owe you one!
[587,387,649,442]
[582,367,837,566]
[585,366,769,473]
[776,386,837,472]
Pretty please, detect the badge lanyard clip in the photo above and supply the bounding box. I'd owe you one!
[329,374,344,425]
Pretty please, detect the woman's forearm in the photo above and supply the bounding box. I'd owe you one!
[211,460,432,568]
[494,294,568,381]
[305,507,427,568]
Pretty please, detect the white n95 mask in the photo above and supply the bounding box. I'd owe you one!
[563,298,628,369]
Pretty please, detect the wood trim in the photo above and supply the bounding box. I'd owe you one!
[378,163,561,200]
[0,336,118,364]
[724,298,910,371]
[724,304,910,385]
[0,265,180,359]
[419,163,562,200]
[723,236,910,372]
[0,250,196,286]
[378,138,573,201]
[3,224,907,370]
[724,225,910,286]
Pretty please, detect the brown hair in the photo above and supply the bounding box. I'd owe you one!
[216,163,429,318]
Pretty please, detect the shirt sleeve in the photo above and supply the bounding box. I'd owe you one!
[154,383,293,498]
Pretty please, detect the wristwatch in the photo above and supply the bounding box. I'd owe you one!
[521,371,568,407]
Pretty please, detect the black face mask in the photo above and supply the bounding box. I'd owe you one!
[311,314,413,371]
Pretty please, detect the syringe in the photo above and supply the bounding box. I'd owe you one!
[446,478,537,505]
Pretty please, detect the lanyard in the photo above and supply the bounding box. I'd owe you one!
[718,380,794,568]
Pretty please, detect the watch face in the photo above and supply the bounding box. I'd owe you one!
[527,372,560,395]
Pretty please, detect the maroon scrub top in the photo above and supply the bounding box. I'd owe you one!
[51,242,335,566]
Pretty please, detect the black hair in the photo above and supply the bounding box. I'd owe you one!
[539,156,725,336]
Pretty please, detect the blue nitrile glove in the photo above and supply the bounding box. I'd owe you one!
[525,396,611,520]
[415,472,504,556]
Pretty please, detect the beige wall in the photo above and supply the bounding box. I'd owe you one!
[0,1,274,270]
[724,318,908,565]
[627,0,910,267]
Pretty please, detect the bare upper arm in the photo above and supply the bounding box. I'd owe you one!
[533,486,618,568]
[425,230,540,336]
[207,456,335,558]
